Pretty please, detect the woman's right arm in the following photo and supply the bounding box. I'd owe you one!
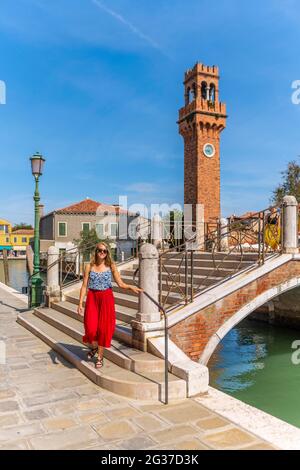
[77,264,90,316]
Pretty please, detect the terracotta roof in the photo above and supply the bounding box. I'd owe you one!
[11,229,34,235]
[238,211,257,219]
[50,198,136,216]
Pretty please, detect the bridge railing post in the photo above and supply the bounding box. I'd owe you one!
[46,246,60,306]
[282,195,298,254]
[151,214,163,250]
[220,217,229,252]
[136,243,160,323]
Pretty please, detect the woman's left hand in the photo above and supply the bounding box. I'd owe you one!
[130,286,144,294]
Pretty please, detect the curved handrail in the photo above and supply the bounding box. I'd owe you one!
[158,206,282,311]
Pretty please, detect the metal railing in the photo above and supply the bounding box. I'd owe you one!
[29,238,138,304]
[158,206,282,312]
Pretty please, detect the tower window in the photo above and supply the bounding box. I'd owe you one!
[191,83,197,100]
[201,82,208,100]
[209,84,216,102]
[185,87,191,105]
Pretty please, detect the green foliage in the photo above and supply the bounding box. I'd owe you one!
[272,160,300,205]
[12,223,33,231]
[73,228,115,261]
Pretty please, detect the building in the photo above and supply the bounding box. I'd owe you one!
[178,62,227,224]
[40,198,148,260]
[11,229,34,256]
[0,220,34,257]
[0,218,12,253]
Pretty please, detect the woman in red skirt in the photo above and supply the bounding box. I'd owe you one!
[77,242,143,368]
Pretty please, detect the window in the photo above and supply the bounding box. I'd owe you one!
[14,237,17,243]
[82,222,91,235]
[58,222,67,237]
[110,223,118,237]
[209,84,215,102]
[0,225,8,233]
[22,237,27,243]
[201,81,208,100]
[6,237,9,243]
[95,224,104,237]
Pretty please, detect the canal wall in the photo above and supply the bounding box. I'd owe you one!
[251,287,300,329]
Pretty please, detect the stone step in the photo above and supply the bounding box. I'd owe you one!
[17,312,186,401]
[34,307,164,373]
[159,251,259,261]
[53,300,136,325]
[65,288,178,309]
[113,323,133,345]
[133,252,258,264]
[155,259,254,268]
[65,291,139,310]
[132,259,255,270]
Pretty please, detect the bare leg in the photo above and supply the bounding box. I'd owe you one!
[98,345,104,360]
[95,346,104,368]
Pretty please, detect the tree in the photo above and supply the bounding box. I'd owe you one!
[73,228,115,261]
[272,160,300,205]
[12,222,33,231]
[162,209,184,245]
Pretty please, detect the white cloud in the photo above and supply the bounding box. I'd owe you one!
[91,0,167,56]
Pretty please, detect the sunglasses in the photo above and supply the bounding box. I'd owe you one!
[95,248,107,254]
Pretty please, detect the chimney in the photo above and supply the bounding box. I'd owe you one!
[38,204,44,218]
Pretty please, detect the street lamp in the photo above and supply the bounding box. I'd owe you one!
[29,152,45,308]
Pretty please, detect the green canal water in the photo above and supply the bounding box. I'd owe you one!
[0,259,29,293]
[209,318,300,428]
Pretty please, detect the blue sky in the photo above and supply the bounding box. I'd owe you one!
[0,0,300,225]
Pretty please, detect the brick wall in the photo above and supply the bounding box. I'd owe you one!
[169,261,300,362]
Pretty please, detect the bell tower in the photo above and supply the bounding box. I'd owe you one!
[178,63,227,224]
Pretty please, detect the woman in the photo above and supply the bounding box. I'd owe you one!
[77,242,143,369]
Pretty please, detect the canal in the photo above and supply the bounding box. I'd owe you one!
[0,259,29,293]
[209,317,300,428]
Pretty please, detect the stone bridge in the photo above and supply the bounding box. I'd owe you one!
[18,196,300,399]
[167,253,300,365]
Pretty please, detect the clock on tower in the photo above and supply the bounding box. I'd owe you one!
[178,63,227,224]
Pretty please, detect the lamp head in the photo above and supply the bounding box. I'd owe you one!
[30,152,45,177]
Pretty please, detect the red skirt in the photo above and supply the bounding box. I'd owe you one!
[82,287,116,348]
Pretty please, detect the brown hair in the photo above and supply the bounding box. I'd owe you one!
[90,242,114,268]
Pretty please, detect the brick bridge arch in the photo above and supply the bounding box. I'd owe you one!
[168,256,300,366]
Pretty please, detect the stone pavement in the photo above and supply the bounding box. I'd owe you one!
[0,286,276,450]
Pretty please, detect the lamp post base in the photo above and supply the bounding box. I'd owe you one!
[30,275,44,309]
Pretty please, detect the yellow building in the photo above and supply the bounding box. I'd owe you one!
[0,218,12,252]
[0,219,34,256]
[11,229,34,256]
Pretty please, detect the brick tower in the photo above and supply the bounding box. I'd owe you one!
[178,63,227,224]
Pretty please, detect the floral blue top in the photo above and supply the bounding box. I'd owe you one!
[88,268,113,291]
